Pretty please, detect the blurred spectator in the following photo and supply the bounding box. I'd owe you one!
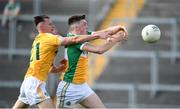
[1,0,21,28]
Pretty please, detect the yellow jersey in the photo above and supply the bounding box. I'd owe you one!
[25,33,61,81]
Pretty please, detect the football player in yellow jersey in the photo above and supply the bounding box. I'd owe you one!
[56,15,128,108]
[12,15,112,109]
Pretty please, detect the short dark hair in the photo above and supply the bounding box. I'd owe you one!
[34,15,49,26]
[68,14,86,26]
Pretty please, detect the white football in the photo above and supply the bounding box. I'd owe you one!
[141,24,161,43]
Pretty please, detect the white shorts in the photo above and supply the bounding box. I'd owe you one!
[18,76,50,105]
[56,81,94,108]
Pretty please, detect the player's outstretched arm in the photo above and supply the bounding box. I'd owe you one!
[60,32,110,46]
[81,31,126,54]
[95,25,128,36]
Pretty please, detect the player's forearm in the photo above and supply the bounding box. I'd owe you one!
[62,34,99,45]
[96,42,116,54]
[108,25,126,35]
[75,34,100,43]
[96,25,122,35]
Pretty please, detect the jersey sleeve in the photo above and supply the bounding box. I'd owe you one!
[80,42,88,50]
[66,33,89,50]
[47,34,61,46]
[74,42,88,51]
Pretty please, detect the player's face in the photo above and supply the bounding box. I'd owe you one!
[78,19,88,35]
[52,26,59,35]
[42,18,56,34]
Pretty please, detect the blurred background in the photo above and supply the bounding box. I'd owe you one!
[0,0,180,108]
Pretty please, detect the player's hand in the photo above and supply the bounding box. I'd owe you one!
[122,31,128,41]
[118,25,128,37]
[117,30,128,41]
[49,59,67,73]
[108,31,128,42]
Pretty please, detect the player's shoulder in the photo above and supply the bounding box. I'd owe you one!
[38,33,60,39]
[45,33,58,37]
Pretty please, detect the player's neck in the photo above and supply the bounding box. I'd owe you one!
[39,30,51,34]
[69,31,78,35]
[70,31,85,35]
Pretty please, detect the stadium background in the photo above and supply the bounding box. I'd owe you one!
[0,0,180,108]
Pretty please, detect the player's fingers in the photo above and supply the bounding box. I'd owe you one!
[59,64,66,71]
[117,31,128,41]
[117,32,127,42]
[110,35,123,42]
[119,26,128,36]
[123,32,128,41]
[124,31,128,37]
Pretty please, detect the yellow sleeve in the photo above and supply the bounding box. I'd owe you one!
[53,35,61,46]
[47,34,61,46]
